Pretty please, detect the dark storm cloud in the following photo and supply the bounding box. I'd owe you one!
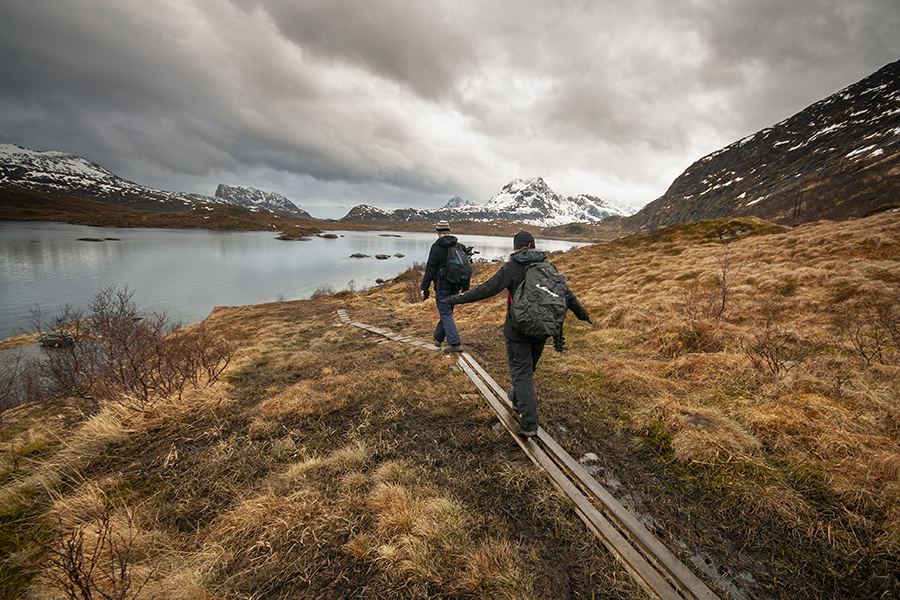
[236,0,481,102]
[1,0,897,218]
[690,0,900,131]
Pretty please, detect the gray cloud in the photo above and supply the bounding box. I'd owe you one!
[1,0,897,218]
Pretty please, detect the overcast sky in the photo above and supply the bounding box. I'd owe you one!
[1,1,898,219]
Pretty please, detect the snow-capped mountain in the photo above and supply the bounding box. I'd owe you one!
[0,144,624,227]
[341,177,633,226]
[215,184,311,218]
[459,177,636,226]
[0,143,310,217]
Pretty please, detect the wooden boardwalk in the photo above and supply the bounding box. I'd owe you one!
[336,309,721,600]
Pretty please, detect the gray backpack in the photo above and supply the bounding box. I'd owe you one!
[510,261,569,338]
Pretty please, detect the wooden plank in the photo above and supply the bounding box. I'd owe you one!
[458,352,720,600]
[455,354,682,600]
[540,433,719,600]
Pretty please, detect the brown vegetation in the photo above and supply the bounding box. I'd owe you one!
[1,212,899,599]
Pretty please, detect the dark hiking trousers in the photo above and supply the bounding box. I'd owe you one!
[506,336,546,432]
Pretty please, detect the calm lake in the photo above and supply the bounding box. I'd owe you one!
[0,221,586,340]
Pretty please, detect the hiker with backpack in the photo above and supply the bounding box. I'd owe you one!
[445,231,591,437]
[420,221,472,353]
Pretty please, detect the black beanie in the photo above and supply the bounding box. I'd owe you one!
[436,221,451,233]
[513,231,534,250]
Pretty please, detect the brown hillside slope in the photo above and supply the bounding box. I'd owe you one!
[1,212,899,599]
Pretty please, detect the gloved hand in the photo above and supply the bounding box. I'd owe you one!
[421,289,429,300]
[553,333,566,352]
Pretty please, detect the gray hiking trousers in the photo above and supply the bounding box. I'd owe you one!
[506,336,546,432]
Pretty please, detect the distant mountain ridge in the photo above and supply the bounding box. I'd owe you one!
[443,196,478,209]
[2,60,898,232]
[0,144,311,218]
[0,143,626,226]
[340,177,636,227]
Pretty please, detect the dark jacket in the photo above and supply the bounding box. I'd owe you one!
[421,235,469,294]
[447,248,590,342]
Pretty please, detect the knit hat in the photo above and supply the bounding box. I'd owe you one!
[436,221,451,233]
[513,231,534,250]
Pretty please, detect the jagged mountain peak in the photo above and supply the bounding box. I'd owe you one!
[443,195,479,209]
[501,177,550,194]
[214,184,311,218]
[340,177,630,226]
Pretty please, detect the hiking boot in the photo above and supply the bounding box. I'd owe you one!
[432,337,442,347]
[515,425,538,438]
[442,344,463,353]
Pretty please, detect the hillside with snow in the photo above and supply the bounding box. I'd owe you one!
[0,144,311,218]
[0,143,215,212]
[627,59,900,231]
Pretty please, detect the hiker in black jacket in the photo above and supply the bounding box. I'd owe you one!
[445,231,591,437]
[420,221,468,353]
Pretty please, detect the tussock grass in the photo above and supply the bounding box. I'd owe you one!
[3,212,900,599]
[635,396,763,464]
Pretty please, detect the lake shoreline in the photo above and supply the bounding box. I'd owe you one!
[1,223,587,343]
[1,214,607,243]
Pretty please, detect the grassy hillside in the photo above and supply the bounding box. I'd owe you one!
[1,212,899,599]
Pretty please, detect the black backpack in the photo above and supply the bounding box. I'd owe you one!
[442,243,472,286]
[510,261,569,338]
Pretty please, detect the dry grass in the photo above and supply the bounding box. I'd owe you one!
[635,396,763,464]
[3,212,900,599]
